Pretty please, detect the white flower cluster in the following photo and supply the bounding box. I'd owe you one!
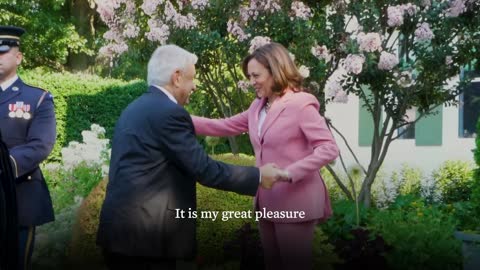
[291,1,313,20]
[310,44,331,62]
[374,174,400,209]
[248,36,271,53]
[394,71,415,88]
[61,124,110,176]
[387,4,418,27]
[357,32,382,53]
[227,19,250,41]
[377,51,399,71]
[414,22,434,41]
[420,176,443,203]
[298,65,310,78]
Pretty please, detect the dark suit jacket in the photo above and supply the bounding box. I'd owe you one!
[0,133,18,270]
[0,78,56,226]
[96,86,259,259]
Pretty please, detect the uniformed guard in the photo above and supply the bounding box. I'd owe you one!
[0,25,56,270]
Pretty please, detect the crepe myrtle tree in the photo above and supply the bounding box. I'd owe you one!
[95,0,480,207]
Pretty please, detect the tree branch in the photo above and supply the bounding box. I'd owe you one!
[327,119,367,175]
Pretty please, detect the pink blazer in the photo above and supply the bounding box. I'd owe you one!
[192,90,339,222]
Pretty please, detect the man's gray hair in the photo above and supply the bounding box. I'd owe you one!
[147,45,198,87]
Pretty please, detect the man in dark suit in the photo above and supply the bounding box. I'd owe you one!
[97,45,284,269]
[0,131,18,270]
[0,26,56,269]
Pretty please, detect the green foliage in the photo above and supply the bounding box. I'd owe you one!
[369,195,461,270]
[397,164,423,196]
[43,162,104,214]
[196,154,256,264]
[432,160,474,203]
[19,69,146,162]
[33,200,82,270]
[456,116,480,232]
[448,201,480,232]
[321,200,371,241]
[0,0,93,69]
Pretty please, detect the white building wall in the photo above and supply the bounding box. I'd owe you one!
[325,95,476,176]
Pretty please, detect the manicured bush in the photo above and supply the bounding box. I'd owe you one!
[369,195,461,270]
[20,69,146,162]
[432,160,474,203]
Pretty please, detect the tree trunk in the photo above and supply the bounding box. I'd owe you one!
[227,136,239,155]
[67,0,96,71]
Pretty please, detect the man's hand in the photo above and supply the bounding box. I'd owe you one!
[259,163,291,189]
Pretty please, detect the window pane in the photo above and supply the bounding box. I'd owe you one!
[461,80,480,138]
[398,124,415,139]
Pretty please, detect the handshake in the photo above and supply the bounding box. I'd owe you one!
[259,163,291,189]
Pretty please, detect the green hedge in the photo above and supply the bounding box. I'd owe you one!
[20,69,146,162]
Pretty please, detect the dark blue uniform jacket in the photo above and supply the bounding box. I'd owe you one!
[0,77,55,226]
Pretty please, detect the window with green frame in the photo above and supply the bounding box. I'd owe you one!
[459,65,480,138]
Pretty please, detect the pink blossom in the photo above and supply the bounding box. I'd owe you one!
[163,2,197,29]
[414,22,434,41]
[227,20,250,42]
[103,29,123,42]
[402,3,418,16]
[249,36,272,53]
[140,0,163,16]
[311,44,331,62]
[146,20,170,44]
[243,0,282,21]
[123,24,140,38]
[378,51,399,71]
[291,1,313,20]
[387,6,404,27]
[237,80,250,93]
[99,42,129,56]
[325,79,343,98]
[387,4,418,27]
[96,0,122,24]
[445,0,467,17]
[343,54,365,75]
[191,0,209,10]
[333,90,348,103]
[239,7,251,22]
[357,32,382,53]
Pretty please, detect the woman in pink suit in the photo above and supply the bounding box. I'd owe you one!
[192,42,339,270]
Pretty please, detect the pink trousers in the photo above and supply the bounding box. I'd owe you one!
[258,219,317,270]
